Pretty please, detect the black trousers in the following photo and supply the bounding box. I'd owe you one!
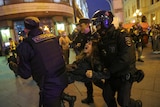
[84,79,104,98]
[43,97,61,107]
[102,78,139,107]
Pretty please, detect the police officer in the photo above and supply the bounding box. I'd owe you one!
[16,16,69,107]
[72,18,98,56]
[71,18,101,104]
[130,23,144,62]
[87,10,143,107]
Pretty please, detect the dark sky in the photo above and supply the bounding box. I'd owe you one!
[86,0,111,18]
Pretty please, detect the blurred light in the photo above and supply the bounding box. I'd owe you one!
[153,16,156,21]
[57,23,65,31]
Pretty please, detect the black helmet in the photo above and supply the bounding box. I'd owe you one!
[92,10,114,29]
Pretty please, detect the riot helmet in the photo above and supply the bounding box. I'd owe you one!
[92,10,114,29]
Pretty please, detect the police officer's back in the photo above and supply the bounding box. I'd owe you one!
[16,17,68,107]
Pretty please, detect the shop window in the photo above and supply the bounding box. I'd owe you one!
[1,28,10,42]
[57,23,65,31]
[14,21,25,37]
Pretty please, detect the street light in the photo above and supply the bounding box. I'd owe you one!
[133,9,142,22]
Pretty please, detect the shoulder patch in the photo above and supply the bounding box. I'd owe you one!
[125,37,132,46]
[32,34,55,43]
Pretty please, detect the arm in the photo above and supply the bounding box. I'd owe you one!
[109,32,134,75]
[16,42,34,79]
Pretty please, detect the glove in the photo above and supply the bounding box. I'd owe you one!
[103,68,110,79]
[135,70,145,83]
[9,61,18,74]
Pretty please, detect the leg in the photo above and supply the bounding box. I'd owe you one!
[117,81,132,107]
[117,81,142,107]
[93,79,104,89]
[81,81,94,104]
[128,98,142,107]
[43,97,61,107]
[137,45,144,62]
[61,92,76,107]
[102,81,117,107]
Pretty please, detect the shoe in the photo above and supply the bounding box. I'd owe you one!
[81,97,94,104]
[157,51,160,54]
[62,93,76,107]
[137,59,144,62]
[153,51,159,54]
[68,96,76,107]
[136,100,142,107]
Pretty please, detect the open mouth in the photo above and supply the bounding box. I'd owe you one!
[84,45,88,50]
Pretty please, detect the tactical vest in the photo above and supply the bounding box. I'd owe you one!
[24,33,66,84]
[99,30,136,77]
[99,30,119,67]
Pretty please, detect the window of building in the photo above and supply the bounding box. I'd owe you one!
[24,0,34,2]
[57,23,65,31]
[0,1,4,6]
[0,28,11,42]
[53,0,60,2]
[14,21,25,38]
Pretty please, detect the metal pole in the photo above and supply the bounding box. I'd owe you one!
[106,0,113,12]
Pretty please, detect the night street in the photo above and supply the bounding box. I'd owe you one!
[0,42,160,107]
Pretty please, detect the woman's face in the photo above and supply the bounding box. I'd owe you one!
[84,41,93,56]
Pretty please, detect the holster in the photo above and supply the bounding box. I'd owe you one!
[121,69,144,83]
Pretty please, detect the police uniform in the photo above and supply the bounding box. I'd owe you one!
[16,17,68,107]
[98,24,141,107]
[90,10,143,107]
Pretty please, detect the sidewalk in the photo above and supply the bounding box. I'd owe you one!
[0,43,160,107]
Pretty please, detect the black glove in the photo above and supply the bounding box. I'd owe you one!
[103,68,110,79]
[135,70,145,83]
[7,55,17,64]
[9,61,18,74]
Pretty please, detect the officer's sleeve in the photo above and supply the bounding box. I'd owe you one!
[17,42,34,79]
[109,32,133,74]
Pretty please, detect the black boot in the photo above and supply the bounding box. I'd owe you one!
[62,93,76,107]
[61,100,65,107]
[136,100,142,107]
[81,82,94,104]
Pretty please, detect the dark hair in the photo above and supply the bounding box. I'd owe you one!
[76,40,100,62]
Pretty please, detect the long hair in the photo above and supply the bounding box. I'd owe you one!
[76,40,100,64]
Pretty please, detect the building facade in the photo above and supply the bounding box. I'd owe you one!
[112,0,124,28]
[0,0,88,55]
[123,0,160,25]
